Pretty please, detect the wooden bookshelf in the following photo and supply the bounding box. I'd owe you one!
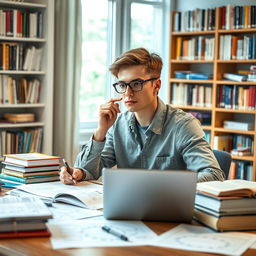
[170,6,256,180]
[0,0,54,156]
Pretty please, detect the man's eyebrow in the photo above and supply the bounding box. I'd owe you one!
[118,78,143,83]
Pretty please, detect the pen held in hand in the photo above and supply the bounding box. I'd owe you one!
[62,158,76,184]
[101,225,129,241]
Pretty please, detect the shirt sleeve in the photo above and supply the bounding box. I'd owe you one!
[175,116,225,182]
[74,128,117,180]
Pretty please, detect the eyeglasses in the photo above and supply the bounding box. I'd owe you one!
[113,77,158,94]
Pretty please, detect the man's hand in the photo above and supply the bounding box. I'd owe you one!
[59,167,84,185]
[94,97,122,141]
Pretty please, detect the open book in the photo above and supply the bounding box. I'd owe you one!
[15,181,103,210]
[197,179,256,197]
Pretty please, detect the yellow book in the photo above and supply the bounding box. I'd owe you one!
[176,37,182,59]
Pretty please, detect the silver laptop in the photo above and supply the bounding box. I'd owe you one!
[103,168,197,222]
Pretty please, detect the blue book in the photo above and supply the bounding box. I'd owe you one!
[186,73,212,80]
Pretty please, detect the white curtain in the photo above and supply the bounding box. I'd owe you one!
[53,0,82,164]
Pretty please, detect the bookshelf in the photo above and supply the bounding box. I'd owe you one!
[170,5,256,181]
[0,0,54,157]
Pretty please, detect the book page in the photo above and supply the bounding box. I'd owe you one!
[16,181,103,210]
[197,180,256,196]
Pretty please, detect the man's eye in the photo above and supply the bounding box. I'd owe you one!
[131,81,142,87]
[118,83,126,89]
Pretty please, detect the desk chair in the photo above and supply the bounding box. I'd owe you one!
[213,149,232,179]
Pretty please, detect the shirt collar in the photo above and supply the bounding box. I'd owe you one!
[127,97,167,135]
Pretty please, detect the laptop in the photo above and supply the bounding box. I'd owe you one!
[103,168,197,222]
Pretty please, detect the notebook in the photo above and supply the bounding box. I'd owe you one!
[103,168,197,222]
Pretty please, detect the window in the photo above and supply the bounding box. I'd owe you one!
[79,0,170,139]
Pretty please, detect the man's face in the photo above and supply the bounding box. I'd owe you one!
[117,65,160,113]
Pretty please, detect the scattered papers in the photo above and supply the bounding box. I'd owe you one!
[151,224,256,256]
[48,203,102,223]
[47,219,158,249]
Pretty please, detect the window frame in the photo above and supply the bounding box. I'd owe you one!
[79,0,171,140]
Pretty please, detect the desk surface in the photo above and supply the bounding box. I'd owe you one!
[1,188,256,256]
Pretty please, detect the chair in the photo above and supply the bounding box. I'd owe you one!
[212,149,232,179]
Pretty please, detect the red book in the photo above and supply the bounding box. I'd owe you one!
[17,10,22,37]
[0,229,51,239]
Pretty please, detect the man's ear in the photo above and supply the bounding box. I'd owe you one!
[154,79,161,95]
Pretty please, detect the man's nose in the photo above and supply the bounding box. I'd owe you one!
[124,85,134,96]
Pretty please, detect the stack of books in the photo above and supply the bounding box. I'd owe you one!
[0,196,52,238]
[0,153,61,187]
[194,179,256,231]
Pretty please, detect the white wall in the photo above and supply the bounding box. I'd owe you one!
[174,0,255,11]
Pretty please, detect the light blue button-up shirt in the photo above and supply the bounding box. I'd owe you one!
[75,98,225,182]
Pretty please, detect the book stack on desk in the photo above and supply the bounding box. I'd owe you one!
[0,196,52,238]
[0,153,61,187]
[194,179,256,231]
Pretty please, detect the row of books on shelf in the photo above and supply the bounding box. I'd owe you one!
[217,84,256,110]
[223,120,254,131]
[0,43,43,71]
[0,128,43,156]
[0,9,43,38]
[194,180,256,231]
[171,83,212,107]
[175,36,214,60]
[219,34,256,60]
[0,76,40,104]
[189,111,211,125]
[173,8,216,32]
[220,5,256,30]
[213,134,254,155]
[229,161,253,181]
[174,71,212,80]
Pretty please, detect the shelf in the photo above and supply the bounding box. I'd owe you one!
[217,59,256,63]
[231,155,255,161]
[0,122,45,128]
[215,108,256,114]
[0,104,45,108]
[171,59,214,63]
[172,105,212,111]
[218,28,256,34]
[214,127,255,135]
[216,81,256,85]
[0,0,46,9]
[170,79,213,84]
[0,71,45,75]
[0,36,46,42]
[202,125,212,130]
[172,31,215,36]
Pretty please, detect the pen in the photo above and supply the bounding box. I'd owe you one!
[101,225,129,241]
[62,158,76,184]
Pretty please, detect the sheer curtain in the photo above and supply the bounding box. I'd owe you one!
[53,0,82,164]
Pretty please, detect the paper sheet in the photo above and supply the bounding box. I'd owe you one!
[151,224,256,256]
[48,203,102,223]
[47,219,158,249]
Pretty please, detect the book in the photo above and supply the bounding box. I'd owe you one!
[223,73,247,82]
[15,181,103,210]
[223,120,254,131]
[3,113,35,123]
[2,169,60,178]
[2,162,60,173]
[230,148,252,156]
[4,153,61,167]
[0,196,52,222]
[0,173,60,184]
[194,208,256,231]
[0,229,51,239]
[196,179,256,197]
[195,191,256,213]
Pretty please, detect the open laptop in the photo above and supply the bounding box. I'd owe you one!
[103,168,197,222]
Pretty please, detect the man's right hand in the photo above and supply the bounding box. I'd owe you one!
[59,167,84,185]
[93,97,122,141]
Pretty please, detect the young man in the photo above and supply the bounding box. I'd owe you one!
[60,48,225,184]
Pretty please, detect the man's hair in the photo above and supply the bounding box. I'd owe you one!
[109,48,163,78]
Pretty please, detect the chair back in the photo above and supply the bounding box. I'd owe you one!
[213,149,232,179]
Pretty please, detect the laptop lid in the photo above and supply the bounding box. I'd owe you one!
[103,168,197,222]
